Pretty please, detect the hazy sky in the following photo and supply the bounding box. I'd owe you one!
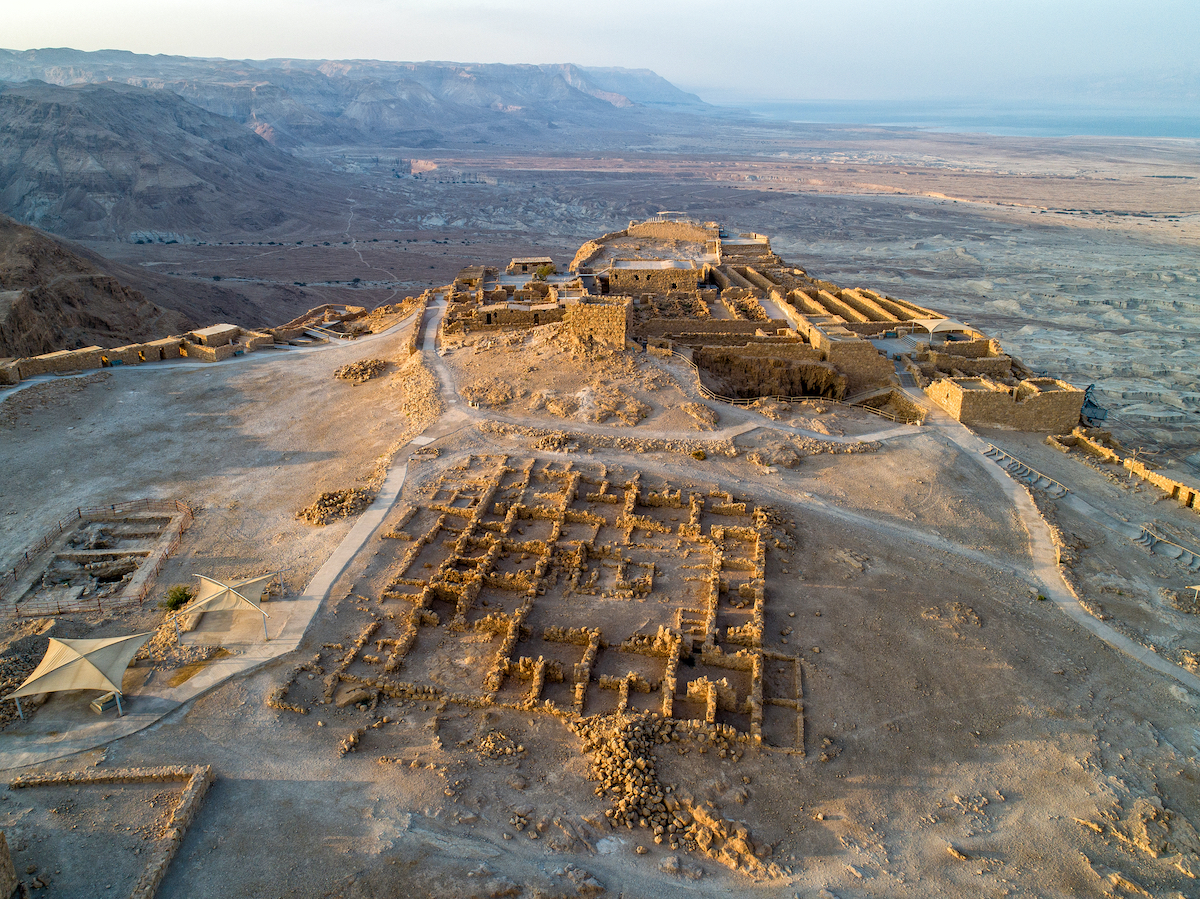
[6,0,1199,106]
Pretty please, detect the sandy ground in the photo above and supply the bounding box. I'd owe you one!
[1,317,1198,897]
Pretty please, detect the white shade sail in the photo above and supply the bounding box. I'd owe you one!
[189,574,273,618]
[5,633,152,700]
[910,317,970,336]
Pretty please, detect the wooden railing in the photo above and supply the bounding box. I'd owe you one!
[2,499,193,616]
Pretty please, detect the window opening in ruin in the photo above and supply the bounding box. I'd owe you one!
[486,313,492,325]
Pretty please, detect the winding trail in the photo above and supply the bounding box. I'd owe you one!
[5,300,1194,770]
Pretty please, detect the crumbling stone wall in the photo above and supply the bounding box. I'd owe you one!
[564,302,629,350]
[927,377,1084,431]
[610,266,700,294]
[444,304,565,334]
[640,319,788,339]
[1124,459,1199,511]
[627,221,715,243]
[824,340,896,392]
[926,350,1014,378]
[695,348,845,400]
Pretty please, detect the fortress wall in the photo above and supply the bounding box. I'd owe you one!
[737,267,780,292]
[718,266,757,291]
[143,338,183,360]
[610,267,700,293]
[872,291,939,319]
[444,306,566,334]
[627,221,713,243]
[787,290,827,318]
[928,377,1084,431]
[640,319,789,338]
[180,341,237,362]
[669,334,803,348]
[104,345,145,365]
[927,351,1013,377]
[925,379,971,420]
[838,321,902,337]
[1124,459,1199,511]
[564,302,629,350]
[824,340,895,392]
[240,331,275,350]
[696,342,822,361]
[17,346,104,379]
[0,359,19,385]
[931,338,995,359]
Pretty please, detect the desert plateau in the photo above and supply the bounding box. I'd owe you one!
[0,40,1198,899]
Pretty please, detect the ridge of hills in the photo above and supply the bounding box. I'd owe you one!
[0,49,709,150]
[0,79,348,240]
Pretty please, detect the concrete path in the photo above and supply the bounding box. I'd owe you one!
[0,303,461,771]
[899,384,1200,694]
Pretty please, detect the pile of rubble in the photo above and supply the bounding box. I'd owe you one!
[298,488,374,525]
[571,713,771,875]
[333,358,389,383]
[135,616,222,670]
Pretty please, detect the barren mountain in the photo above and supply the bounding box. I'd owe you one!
[0,79,342,239]
[0,49,709,149]
[0,214,194,357]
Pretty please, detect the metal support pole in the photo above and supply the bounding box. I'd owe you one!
[14,698,23,721]
[115,692,123,717]
[263,615,270,641]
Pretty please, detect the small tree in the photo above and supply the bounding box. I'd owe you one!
[534,263,556,281]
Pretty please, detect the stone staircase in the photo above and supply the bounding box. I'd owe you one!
[1135,526,1200,572]
[981,445,1069,498]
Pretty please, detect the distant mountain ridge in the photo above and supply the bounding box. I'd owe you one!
[0,79,348,238]
[0,49,708,149]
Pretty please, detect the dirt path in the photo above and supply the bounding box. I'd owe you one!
[904,385,1200,693]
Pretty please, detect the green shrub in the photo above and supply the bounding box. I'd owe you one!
[161,584,193,611]
[691,449,707,461]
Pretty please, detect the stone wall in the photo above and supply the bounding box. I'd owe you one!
[927,377,1084,431]
[180,341,238,362]
[627,220,715,243]
[444,304,566,334]
[640,319,789,339]
[609,266,700,294]
[926,350,1014,378]
[569,229,628,272]
[16,346,104,379]
[564,302,629,350]
[824,340,896,392]
[0,359,21,385]
[694,347,844,400]
[1123,459,1199,511]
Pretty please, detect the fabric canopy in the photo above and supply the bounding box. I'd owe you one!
[189,574,272,618]
[5,633,152,700]
[910,317,970,336]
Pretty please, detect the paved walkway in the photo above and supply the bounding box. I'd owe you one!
[0,304,458,771]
